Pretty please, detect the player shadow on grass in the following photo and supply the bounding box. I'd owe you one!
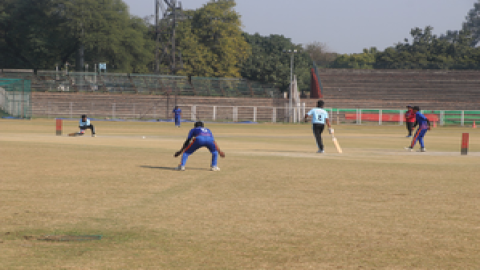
[139,165,206,171]
[251,149,314,153]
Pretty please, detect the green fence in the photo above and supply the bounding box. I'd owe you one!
[320,108,480,126]
[0,78,32,118]
[28,71,280,98]
[129,74,194,95]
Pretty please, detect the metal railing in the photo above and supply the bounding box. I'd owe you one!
[30,102,480,126]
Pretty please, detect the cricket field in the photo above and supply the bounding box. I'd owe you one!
[1,119,479,269]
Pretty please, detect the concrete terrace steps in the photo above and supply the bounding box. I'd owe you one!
[323,89,480,95]
[323,82,480,88]
[318,68,480,75]
[322,75,480,80]
[316,69,480,110]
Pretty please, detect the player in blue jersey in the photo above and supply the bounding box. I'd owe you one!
[71,114,96,137]
[304,100,332,153]
[172,106,182,127]
[174,121,225,171]
[405,106,431,152]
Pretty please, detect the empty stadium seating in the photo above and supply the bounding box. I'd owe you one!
[4,68,480,111]
[0,71,278,98]
[318,69,480,110]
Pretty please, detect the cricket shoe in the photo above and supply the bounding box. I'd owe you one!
[92,134,96,137]
[417,148,427,152]
[210,166,220,171]
[317,150,325,153]
[404,147,413,152]
[175,165,185,171]
[406,135,412,138]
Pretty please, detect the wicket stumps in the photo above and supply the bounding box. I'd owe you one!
[461,133,469,155]
[56,119,62,136]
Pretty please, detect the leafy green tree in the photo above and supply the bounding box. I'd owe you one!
[375,26,479,70]
[331,48,376,69]
[190,0,250,77]
[240,33,311,93]
[163,0,250,77]
[0,0,68,70]
[58,0,154,73]
[462,0,480,47]
[0,0,154,72]
[304,41,337,68]
[174,11,215,77]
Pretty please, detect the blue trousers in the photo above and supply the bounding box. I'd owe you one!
[175,116,181,126]
[411,128,428,148]
[181,137,218,167]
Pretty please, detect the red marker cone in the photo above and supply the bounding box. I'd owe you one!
[473,121,477,129]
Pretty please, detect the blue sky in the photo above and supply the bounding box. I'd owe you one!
[124,0,477,54]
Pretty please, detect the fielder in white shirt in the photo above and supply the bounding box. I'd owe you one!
[304,100,332,153]
[79,114,96,137]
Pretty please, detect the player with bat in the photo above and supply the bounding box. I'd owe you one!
[174,121,225,171]
[305,100,341,153]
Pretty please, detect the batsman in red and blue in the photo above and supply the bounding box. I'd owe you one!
[410,109,431,149]
[405,105,416,137]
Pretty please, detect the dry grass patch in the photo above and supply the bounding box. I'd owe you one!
[1,119,479,269]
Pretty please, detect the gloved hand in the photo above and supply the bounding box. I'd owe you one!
[328,128,334,135]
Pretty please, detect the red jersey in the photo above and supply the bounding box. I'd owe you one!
[405,110,416,123]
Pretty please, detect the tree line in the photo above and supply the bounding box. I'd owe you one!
[2,0,480,94]
[0,0,312,92]
[325,1,480,70]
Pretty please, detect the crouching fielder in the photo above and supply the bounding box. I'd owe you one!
[70,114,96,137]
[174,121,225,171]
[79,114,96,137]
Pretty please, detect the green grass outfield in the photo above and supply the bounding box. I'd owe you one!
[1,119,480,269]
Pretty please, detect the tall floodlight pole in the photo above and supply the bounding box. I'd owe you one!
[156,0,184,75]
[283,49,297,122]
[155,0,160,73]
[290,51,294,122]
[171,0,176,73]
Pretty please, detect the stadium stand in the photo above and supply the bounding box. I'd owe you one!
[101,73,137,94]
[4,69,480,113]
[130,74,194,95]
[318,69,480,110]
[0,71,278,98]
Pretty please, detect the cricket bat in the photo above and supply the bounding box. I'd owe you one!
[68,131,85,137]
[331,135,343,153]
